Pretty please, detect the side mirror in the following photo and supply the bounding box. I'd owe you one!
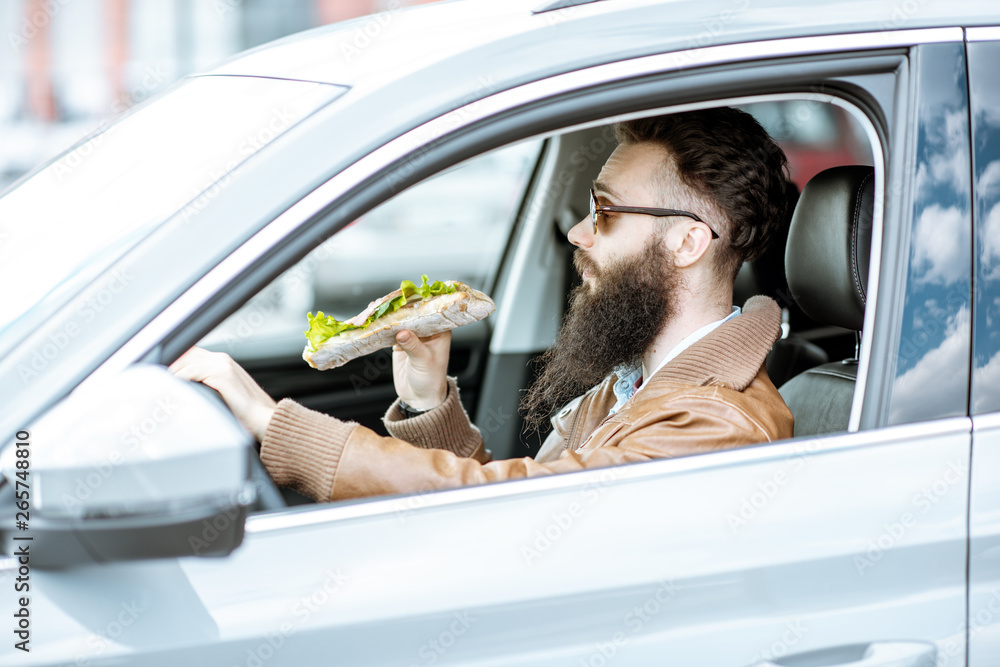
[0,365,256,568]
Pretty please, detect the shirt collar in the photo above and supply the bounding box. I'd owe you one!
[641,306,741,385]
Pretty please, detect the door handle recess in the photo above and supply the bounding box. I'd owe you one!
[749,641,936,667]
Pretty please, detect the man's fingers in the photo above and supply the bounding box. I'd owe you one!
[394,330,450,361]
[168,347,229,388]
[422,331,450,344]
[394,329,413,346]
[167,347,193,373]
[170,364,201,382]
[168,348,205,380]
[168,346,212,371]
[167,347,276,441]
[394,330,427,358]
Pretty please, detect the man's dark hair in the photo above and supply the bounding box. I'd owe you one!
[614,107,795,283]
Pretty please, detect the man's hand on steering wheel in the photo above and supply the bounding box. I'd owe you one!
[170,329,450,440]
[170,347,277,441]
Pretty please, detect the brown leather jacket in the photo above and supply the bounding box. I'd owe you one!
[260,295,793,501]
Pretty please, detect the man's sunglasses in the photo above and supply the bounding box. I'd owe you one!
[589,189,719,239]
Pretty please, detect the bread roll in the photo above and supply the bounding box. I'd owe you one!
[304,283,495,370]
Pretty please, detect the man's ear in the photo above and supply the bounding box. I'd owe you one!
[665,220,713,268]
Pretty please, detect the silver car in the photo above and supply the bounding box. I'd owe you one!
[1,0,999,664]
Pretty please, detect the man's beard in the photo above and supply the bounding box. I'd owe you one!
[520,236,679,433]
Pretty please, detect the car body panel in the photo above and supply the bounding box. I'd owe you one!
[6,420,970,665]
[0,0,994,664]
[209,0,999,90]
[969,413,1000,667]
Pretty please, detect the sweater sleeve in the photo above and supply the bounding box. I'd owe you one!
[258,299,789,502]
[260,388,778,502]
[382,377,486,459]
[260,377,487,501]
[259,399,354,501]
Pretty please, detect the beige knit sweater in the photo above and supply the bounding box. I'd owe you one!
[260,295,791,501]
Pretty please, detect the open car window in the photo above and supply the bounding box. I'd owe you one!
[199,140,542,362]
[190,93,882,515]
[0,76,343,358]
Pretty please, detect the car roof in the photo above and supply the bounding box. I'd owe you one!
[207,0,999,90]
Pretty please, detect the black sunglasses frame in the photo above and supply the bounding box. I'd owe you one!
[589,189,720,239]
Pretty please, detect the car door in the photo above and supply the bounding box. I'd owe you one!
[166,35,969,666]
[3,30,974,667]
[967,27,1000,667]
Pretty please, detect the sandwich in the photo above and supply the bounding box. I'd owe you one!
[303,275,495,370]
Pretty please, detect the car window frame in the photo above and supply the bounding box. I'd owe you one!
[968,34,1000,416]
[73,31,955,522]
[142,42,916,427]
[881,41,974,426]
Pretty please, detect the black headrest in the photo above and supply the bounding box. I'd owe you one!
[785,166,875,331]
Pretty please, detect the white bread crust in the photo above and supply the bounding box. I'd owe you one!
[304,283,495,370]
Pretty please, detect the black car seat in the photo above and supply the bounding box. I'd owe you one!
[733,204,828,389]
[734,263,829,389]
[779,165,875,436]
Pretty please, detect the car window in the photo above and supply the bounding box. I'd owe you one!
[200,140,542,360]
[0,76,344,357]
[887,43,973,424]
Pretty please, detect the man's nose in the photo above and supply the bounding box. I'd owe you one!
[567,215,593,249]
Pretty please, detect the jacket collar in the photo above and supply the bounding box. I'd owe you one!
[642,295,782,393]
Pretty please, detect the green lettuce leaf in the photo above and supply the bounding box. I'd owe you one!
[305,275,458,352]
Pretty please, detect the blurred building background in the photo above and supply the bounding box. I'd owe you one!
[0,0,440,193]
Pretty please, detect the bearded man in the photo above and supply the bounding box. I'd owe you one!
[172,107,795,502]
